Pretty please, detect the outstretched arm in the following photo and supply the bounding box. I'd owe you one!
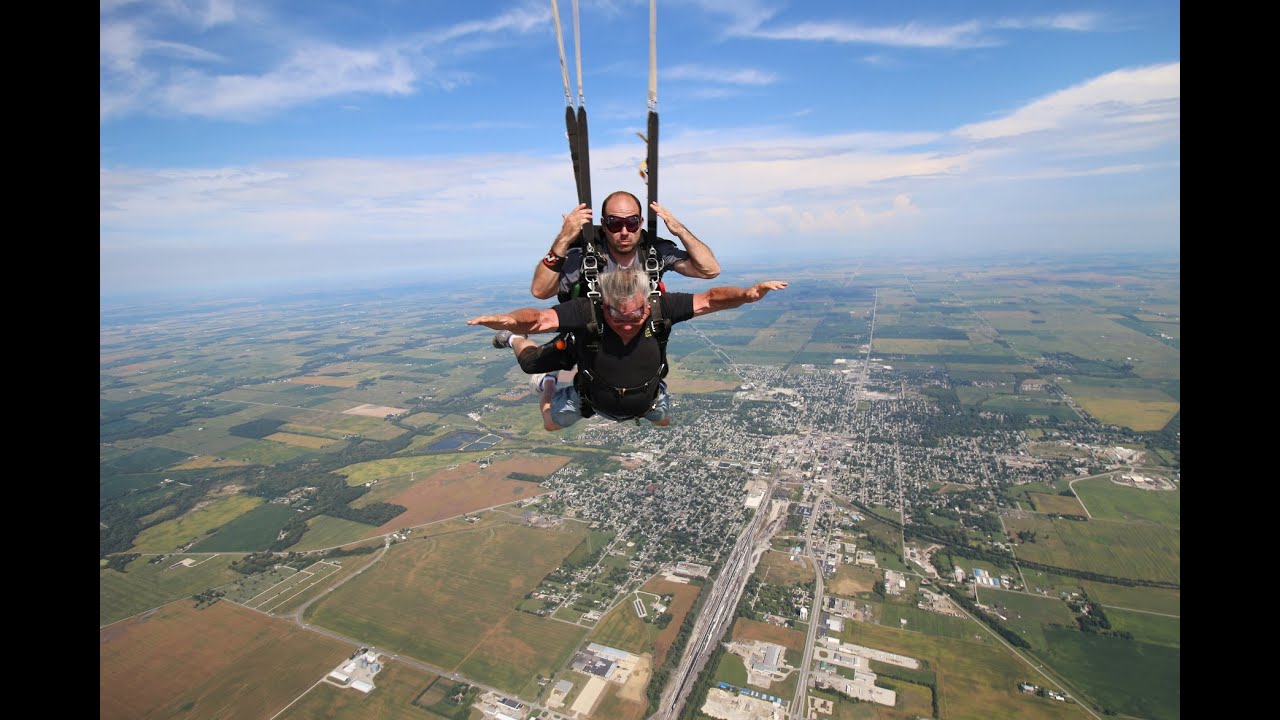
[651,201,720,279]
[692,281,788,316]
[531,203,592,299]
[466,307,561,335]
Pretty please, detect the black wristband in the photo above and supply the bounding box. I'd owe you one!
[542,251,565,271]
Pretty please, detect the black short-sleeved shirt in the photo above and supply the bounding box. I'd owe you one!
[558,231,688,298]
[553,292,696,416]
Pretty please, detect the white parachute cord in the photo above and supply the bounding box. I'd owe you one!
[648,0,658,112]
[550,0,573,108]
[573,0,585,108]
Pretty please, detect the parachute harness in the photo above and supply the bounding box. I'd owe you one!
[549,0,672,421]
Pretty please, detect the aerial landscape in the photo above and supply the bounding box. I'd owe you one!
[101,2,1178,719]
[101,256,1179,720]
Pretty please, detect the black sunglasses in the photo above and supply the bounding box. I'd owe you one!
[603,214,642,233]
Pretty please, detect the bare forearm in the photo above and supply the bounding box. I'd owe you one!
[651,201,719,279]
[466,308,559,334]
[532,203,592,298]
[531,264,560,299]
[703,285,752,312]
[693,280,788,315]
[673,227,720,278]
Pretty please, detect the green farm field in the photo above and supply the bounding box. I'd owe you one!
[457,609,587,697]
[100,601,351,720]
[982,308,1180,381]
[130,494,264,552]
[875,602,988,643]
[189,502,300,552]
[100,554,242,626]
[1081,581,1180,616]
[268,553,386,616]
[1073,475,1179,527]
[1002,515,1179,583]
[1037,625,1179,720]
[980,588,1076,649]
[1027,493,1087,515]
[302,519,584,687]
[293,514,381,550]
[337,451,493,486]
[1105,607,1179,648]
[1059,378,1179,431]
[590,591,663,656]
[565,529,617,566]
[839,620,1085,720]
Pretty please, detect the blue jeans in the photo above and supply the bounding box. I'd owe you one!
[549,380,670,427]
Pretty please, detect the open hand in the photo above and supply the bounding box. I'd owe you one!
[466,315,517,330]
[649,201,686,236]
[747,280,788,302]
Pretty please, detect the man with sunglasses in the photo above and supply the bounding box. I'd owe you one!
[531,191,720,302]
[468,265,786,430]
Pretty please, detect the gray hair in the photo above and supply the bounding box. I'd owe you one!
[598,264,649,307]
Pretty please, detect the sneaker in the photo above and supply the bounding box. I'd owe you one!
[492,330,514,348]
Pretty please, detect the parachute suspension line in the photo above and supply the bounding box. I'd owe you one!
[645,0,660,246]
[550,0,587,211]
[570,0,593,217]
[549,0,600,309]
[572,0,585,109]
[550,0,571,108]
[648,0,658,112]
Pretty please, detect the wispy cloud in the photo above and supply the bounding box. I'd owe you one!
[665,64,779,85]
[747,20,995,49]
[99,1,550,121]
[161,46,418,120]
[994,12,1105,31]
[954,62,1180,150]
[699,6,1108,49]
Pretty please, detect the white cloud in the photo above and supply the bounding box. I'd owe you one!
[994,12,1105,31]
[100,62,1179,294]
[748,19,994,49]
[665,64,778,85]
[160,45,418,120]
[100,1,549,121]
[954,62,1180,149]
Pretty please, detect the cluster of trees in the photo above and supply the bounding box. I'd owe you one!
[231,551,314,576]
[646,611,674,629]
[103,553,140,572]
[192,588,224,608]
[739,578,809,624]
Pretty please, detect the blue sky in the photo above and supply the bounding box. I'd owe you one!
[100,0,1179,300]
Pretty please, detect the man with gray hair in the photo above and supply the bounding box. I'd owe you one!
[467,265,787,430]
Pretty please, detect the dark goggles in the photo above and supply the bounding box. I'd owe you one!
[603,214,642,233]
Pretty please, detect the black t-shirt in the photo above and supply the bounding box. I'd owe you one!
[558,231,687,300]
[553,292,696,416]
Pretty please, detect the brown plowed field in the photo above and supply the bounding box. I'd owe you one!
[372,455,570,535]
[641,577,703,666]
[100,601,350,720]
